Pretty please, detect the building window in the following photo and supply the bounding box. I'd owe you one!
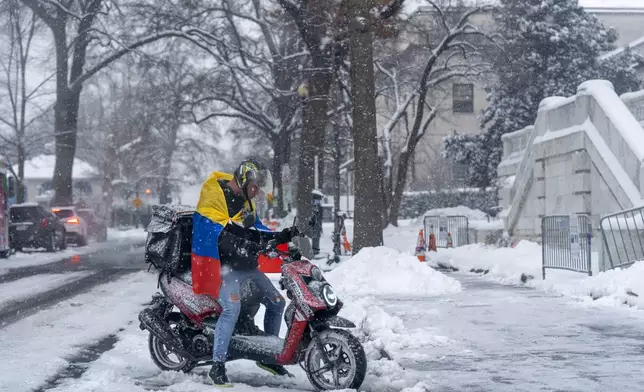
[452,162,468,186]
[453,83,474,113]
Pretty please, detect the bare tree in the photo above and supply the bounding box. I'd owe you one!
[278,0,403,246]
[77,58,161,216]
[77,51,209,216]
[276,0,339,228]
[186,0,303,216]
[0,0,53,202]
[375,2,495,226]
[142,57,205,204]
[18,0,196,205]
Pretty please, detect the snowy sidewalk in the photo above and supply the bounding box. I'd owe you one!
[400,273,644,391]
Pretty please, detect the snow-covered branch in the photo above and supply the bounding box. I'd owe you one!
[41,0,82,20]
[69,30,190,92]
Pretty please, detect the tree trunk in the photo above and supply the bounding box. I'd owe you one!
[17,144,25,203]
[333,121,342,257]
[50,23,75,207]
[271,133,287,217]
[159,121,178,205]
[159,155,173,205]
[389,140,422,227]
[382,153,394,226]
[52,89,81,206]
[349,17,383,253]
[295,71,331,229]
[102,140,118,223]
[317,152,325,192]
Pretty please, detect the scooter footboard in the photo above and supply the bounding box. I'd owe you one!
[226,335,285,363]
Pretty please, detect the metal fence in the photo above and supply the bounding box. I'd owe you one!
[423,215,469,248]
[541,215,592,279]
[600,206,644,270]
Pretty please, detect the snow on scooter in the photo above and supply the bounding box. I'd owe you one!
[139,205,367,391]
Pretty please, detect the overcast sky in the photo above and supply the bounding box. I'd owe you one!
[580,0,644,7]
[404,0,644,12]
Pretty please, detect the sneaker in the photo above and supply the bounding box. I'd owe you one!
[256,362,293,377]
[209,362,233,388]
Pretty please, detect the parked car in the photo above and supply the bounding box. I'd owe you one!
[9,203,67,252]
[77,208,108,242]
[52,206,88,246]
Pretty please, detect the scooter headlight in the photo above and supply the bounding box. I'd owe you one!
[321,284,338,307]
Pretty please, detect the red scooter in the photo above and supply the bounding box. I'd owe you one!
[138,217,367,391]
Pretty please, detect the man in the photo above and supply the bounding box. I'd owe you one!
[191,157,297,388]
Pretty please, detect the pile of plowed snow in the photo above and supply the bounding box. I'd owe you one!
[326,246,462,297]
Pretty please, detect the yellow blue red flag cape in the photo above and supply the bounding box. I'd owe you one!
[191,171,270,297]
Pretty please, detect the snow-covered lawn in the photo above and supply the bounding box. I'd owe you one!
[427,239,644,312]
[413,206,504,231]
[0,228,147,272]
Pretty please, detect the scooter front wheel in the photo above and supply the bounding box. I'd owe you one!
[304,328,367,391]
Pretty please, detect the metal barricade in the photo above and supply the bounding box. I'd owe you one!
[600,206,644,270]
[541,215,592,279]
[423,215,469,248]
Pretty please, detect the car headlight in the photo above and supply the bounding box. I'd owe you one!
[311,266,324,281]
[321,284,337,307]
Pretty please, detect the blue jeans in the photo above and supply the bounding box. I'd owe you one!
[212,267,285,362]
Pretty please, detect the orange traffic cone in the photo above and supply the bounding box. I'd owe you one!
[342,225,352,255]
[446,232,453,248]
[415,228,426,262]
[428,232,437,252]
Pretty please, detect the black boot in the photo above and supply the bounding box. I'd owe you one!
[256,362,293,377]
[209,361,233,388]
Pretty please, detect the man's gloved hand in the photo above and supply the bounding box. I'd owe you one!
[276,227,299,244]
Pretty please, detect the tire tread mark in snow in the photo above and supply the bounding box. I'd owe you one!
[0,243,145,283]
[0,262,94,284]
[0,269,133,328]
[32,333,120,392]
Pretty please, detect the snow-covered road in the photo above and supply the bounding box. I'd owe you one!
[14,269,644,392]
[388,273,644,391]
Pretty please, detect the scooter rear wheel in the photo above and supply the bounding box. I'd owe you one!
[148,313,195,373]
[304,328,367,391]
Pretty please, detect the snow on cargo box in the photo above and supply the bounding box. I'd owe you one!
[145,205,194,274]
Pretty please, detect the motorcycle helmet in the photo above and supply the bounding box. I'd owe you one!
[234,157,274,203]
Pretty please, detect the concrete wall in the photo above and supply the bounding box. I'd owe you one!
[497,80,644,268]
[498,80,644,234]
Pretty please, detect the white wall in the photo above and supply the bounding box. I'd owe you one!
[498,80,644,241]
